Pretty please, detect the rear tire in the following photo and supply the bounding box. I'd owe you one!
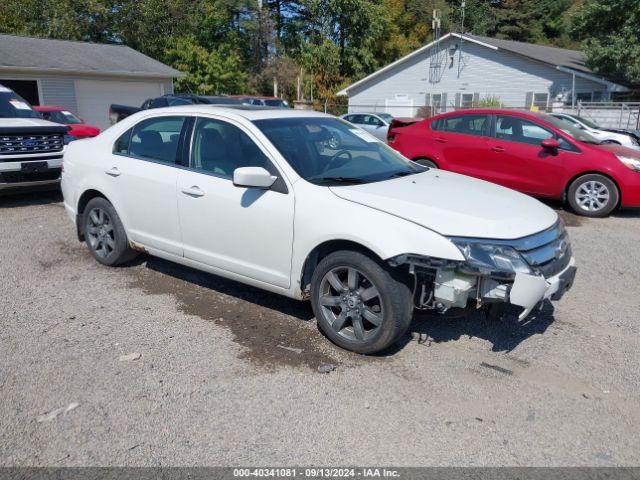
[415,158,438,168]
[567,174,619,217]
[310,250,413,354]
[83,197,137,266]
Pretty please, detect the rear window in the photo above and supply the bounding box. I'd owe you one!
[433,114,489,137]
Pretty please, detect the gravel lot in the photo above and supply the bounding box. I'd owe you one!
[1,190,639,466]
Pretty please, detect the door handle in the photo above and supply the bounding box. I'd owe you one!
[491,146,505,153]
[434,137,448,143]
[105,167,121,177]
[181,186,205,197]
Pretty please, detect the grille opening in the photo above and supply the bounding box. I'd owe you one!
[0,133,64,155]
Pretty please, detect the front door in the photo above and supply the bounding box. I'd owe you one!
[176,116,294,288]
[360,114,388,141]
[485,114,567,196]
[110,115,187,256]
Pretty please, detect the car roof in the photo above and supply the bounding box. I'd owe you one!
[146,104,332,121]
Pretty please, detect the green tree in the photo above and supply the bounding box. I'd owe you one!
[0,0,113,42]
[164,36,249,94]
[571,0,640,84]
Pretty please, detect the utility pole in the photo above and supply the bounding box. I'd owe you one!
[457,0,465,78]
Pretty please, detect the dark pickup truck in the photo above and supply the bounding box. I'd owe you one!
[108,94,244,125]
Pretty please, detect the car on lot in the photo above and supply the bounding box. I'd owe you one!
[549,112,640,150]
[388,109,640,217]
[61,106,576,354]
[0,84,70,192]
[229,96,290,108]
[109,94,243,125]
[35,106,100,139]
[340,113,394,141]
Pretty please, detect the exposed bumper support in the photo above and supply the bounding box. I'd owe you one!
[510,258,577,319]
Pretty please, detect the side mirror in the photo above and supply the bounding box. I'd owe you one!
[541,138,560,151]
[233,167,277,189]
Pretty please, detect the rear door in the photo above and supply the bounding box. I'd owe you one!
[485,114,568,196]
[361,115,388,141]
[110,115,188,256]
[430,113,492,177]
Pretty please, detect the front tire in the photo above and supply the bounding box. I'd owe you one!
[567,174,619,217]
[310,251,413,354]
[83,197,137,266]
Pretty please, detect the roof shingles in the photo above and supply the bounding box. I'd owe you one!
[0,34,182,78]
[467,34,591,74]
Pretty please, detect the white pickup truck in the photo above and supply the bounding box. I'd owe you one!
[0,84,70,192]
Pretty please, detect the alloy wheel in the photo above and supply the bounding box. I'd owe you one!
[318,266,385,342]
[86,208,116,259]
[575,180,610,213]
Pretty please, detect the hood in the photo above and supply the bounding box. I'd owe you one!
[0,118,64,128]
[595,143,640,158]
[68,124,101,137]
[329,170,558,239]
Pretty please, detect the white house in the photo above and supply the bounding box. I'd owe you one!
[0,34,183,129]
[338,33,628,117]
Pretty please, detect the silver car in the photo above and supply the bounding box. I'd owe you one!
[340,113,394,142]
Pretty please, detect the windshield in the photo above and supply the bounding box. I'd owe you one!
[44,110,83,124]
[378,113,393,123]
[541,113,601,144]
[0,91,39,119]
[571,115,600,129]
[253,117,424,185]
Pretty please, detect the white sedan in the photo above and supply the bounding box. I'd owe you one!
[550,113,640,150]
[340,112,393,141]
[61,106,576,354]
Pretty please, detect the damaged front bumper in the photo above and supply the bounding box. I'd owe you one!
[509,257,576,318]
[389,220,577,320]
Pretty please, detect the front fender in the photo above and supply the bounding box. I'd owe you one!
[291,182,464,296]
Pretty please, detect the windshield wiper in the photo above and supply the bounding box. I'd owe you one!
[310,176,368,184]
[383,171,418,180]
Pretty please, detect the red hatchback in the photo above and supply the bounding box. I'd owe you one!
[34,106,101,139]
[389,109,640,217]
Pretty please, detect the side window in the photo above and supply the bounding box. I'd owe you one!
[128,116,186,163]
[150,97,169,108]
[363,115,383,126]
[435,114,489,137]
[496,115,554,146]
[190,117,270,179]
[168,97,192,106]
[113,128,132,154]
[350,115,364,125]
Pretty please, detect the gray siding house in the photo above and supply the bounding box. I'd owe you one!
[338,33,628,117]
[0,34,183,129]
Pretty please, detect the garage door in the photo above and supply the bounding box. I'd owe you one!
[75,80,164,130]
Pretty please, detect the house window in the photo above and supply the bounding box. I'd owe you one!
[526,92,550,110]
[576,92,593,103]
[533,93,549,110]
[431,93,447,113]
[461,93,474,108]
